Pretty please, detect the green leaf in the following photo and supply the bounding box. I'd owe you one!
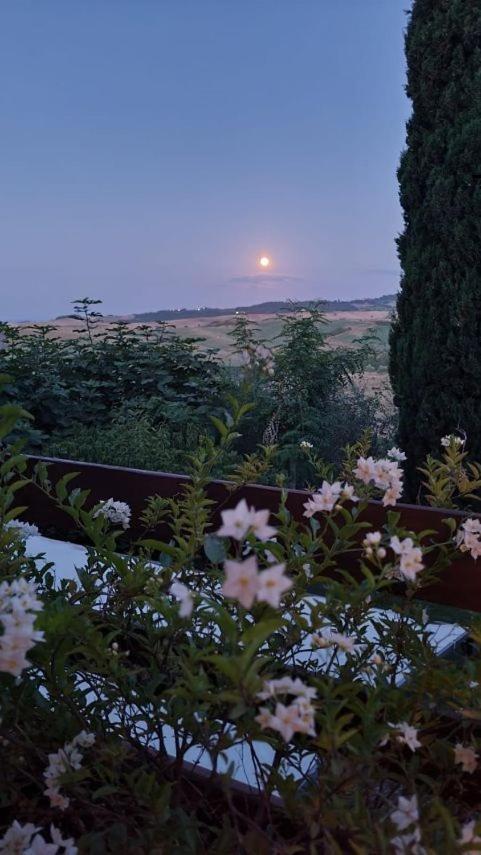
[204,534,227,564]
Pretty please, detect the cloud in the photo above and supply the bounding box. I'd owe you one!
[229,274,303,286]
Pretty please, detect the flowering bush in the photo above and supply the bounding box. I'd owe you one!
[0,397,481,852]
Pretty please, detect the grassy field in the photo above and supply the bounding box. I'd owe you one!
[20,308,391,372]
[15,308,393,400]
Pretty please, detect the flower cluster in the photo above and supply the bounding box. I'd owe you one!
[93,498,131,529]
[390,536,424,583]
[255,677,316,742]
[456,518,481,560]
[299,440,313,450]
[222,556,292,609]
[44,731,95,811]
[362,530,386,560]
[4,520,39,540]
[217,499,276,542]
[387,447,407,462]
[311,630,358,654]
[303,480,358,516]
[0,577,43,677]
[0,822,77,854]
[390,795,423,853]
[441,434,464,449]
[353,455,404,506]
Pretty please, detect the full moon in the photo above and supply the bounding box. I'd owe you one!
[259,256,271,268]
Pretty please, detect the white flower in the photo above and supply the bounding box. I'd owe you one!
[340,483,359,502]
[0,578,43,677]
[454,743,478,774]
[255,706,274,730]
[248,508,277,541]
[0,821,41,853]
[222,556,259,609]
[311,632,333,649]
[391,825,424,855]
[94,498,131,529]
[74,730,95,749]
[353,455,404,507]
[222,556,292,610]
[43,732,95,811]
[312,630,358,655]
[170,580,194,618]
[299,440,313,450]
[388,722,421,752]
[458,820,481,852]
[25,835,58,855]
[256,564,292,608]
[267,699,316,741]
[456,519,481,560]
[257,676,317,702]
[303,481,343,516]
[217,499,276,542]
[382,485,402,507]
[362,530,386,559]
[5,520,40,540]
[256,676,316,741]
[390,794,419,831]
[364,531,382,547]
[387,447,407,462]
[353,456,378,484]
[330,631,358,654]
[390,536,424,582]
[50,825,78,855]
[256,699,316,742]
[441,434,464,448]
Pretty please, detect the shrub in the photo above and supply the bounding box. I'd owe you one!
[0,396,480,852]
[0,301,395,485]
[44,413,202,474]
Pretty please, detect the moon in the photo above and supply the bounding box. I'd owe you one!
[259,256,271,268]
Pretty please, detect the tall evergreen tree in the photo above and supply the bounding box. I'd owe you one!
[389,0,481,491]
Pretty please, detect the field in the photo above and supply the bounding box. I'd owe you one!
[20,308,391,373]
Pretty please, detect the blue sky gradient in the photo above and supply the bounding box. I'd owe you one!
[0,1,411,320]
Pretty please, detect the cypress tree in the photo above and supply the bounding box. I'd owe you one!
[389,0,481,491]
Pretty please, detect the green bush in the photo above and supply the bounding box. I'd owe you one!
[45,413,202,474]
[0,300,396,486]
[0,394,480,852]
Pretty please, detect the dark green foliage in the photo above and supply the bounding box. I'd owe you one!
[231,306,391,485]
[45,413,202,473]
[0,311,227,440]
[0,300,394,483]
[390,0,481,491]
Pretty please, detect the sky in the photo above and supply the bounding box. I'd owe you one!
[0,1,411,321]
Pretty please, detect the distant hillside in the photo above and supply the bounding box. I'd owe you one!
[132,294,396,322]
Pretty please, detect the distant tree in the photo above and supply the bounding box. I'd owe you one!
[389,0,481,492]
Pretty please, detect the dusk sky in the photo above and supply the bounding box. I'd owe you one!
[1,1,411,321]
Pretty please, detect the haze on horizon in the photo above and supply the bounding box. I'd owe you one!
[0,1,410,322]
